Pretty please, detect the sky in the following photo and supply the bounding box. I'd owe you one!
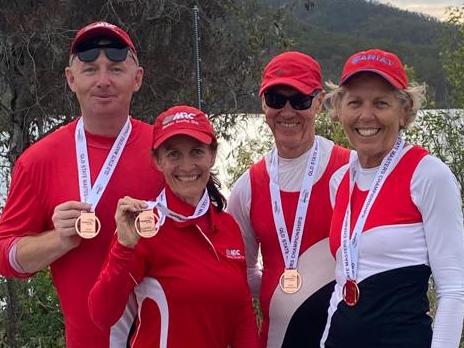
[376,0,463,20]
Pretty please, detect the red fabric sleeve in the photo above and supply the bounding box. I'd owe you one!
[88,238,145,330]
[0,159,46,278]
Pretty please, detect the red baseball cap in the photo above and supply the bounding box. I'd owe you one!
[259,51,323,96]
[340,49,408,89]
[70,21,136,55]
[152,105,216,150]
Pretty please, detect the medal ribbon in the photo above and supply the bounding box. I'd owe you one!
[341,137,404,281]
[75,117,132,211]
[269,137,320,270]
[145,188,210,228]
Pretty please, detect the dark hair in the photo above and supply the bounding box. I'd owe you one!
[207,172,227,212]
[152,139,226,212]
[206,140,226,211]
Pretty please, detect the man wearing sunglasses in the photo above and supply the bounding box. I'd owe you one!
[0,22,164,347]
[228,51,350,348]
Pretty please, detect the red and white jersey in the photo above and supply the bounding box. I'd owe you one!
[89,186,259,348]
[228,136,349,348]
[322,145,464,348]
[0,118,164,348]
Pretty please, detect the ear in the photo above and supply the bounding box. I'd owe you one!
[133,66,144,92]
[153,154,162,171]
[312,91,325,114]
[261,96,273,126]
[399,104,411,128]
[65,67,77,92]
[261,95,267,113]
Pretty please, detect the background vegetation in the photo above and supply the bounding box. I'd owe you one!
[1,0,464,346]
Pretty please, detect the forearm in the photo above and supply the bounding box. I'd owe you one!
[15,229,76,273]
[247,266,263,298]
[432,297,464,348]
[89,241,140,330]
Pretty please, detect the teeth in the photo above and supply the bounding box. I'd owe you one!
[357,128,379,136]
[279,121,298,128]
[176,175,199,182]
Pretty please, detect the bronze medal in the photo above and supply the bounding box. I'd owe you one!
[279,269,302,294]
[343,280,360,306]
[75,211,101,239]
[135,210,160,238]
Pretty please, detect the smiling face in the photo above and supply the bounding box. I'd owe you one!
[262,85,322,159]
[65,50,143,121]
[155,135,216,206]
[339,73,409,168]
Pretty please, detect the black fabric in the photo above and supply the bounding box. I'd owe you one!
[282,281,336,348]
[325,265,432,348]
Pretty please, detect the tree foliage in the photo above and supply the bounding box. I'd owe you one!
[268,0,449,106]
[441,6,464,107]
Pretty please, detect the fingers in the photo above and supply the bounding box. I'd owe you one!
[115,196,143,248]
[116,196,148,224]
[52,201,91,241]
[55,200,92,212]
[117,196,148,213]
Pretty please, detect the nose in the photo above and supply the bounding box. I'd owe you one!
[179,155,196,171]
[96,69,111,88]
[358,104,375,122]
[279,100,296,115]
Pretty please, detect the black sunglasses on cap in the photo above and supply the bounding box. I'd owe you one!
[75,37,130,63]
[264,90,319,110]
[76,46,129,63]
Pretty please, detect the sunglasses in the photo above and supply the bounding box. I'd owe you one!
[264,91,319,110]
[76,46,129,63]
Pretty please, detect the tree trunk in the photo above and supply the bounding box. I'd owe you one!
[4,280,20,348]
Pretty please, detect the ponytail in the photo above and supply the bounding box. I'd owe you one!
[207,172,227,212]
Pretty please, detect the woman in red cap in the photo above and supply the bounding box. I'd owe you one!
[322,49,464,347]
[88,105,259,347]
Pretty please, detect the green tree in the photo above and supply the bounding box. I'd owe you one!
[441,6,464,107]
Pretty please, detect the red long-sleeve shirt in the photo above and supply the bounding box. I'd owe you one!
[0,118,164,347]
[89,187,259,347]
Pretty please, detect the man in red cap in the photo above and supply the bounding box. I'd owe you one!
[0,21,164,347]
[228,51,350,348]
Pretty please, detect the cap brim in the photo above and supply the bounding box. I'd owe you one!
[340,69,404,89]
[259,78,319,96]
[71,28,133,53]
[153,129,213,150]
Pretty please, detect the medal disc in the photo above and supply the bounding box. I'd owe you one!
[75,212,101,239]
[135,210,160,238]
[343,280,360,306]
[279,269,302,294]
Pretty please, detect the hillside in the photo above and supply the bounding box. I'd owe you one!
[265,0,451,106]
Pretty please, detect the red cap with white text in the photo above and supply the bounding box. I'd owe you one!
[340,48,408,89]
[259,51,323,96]
[152,105,216,150]
[70,21,136,54]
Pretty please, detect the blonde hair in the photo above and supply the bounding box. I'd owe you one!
[323,78,426,129]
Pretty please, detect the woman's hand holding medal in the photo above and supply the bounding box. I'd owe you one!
[116,196,159,248]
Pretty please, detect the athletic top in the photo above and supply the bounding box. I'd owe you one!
[322,145,464,348]
[89,185,259,347]
[228,136,349,348]
[0,118,164,348]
